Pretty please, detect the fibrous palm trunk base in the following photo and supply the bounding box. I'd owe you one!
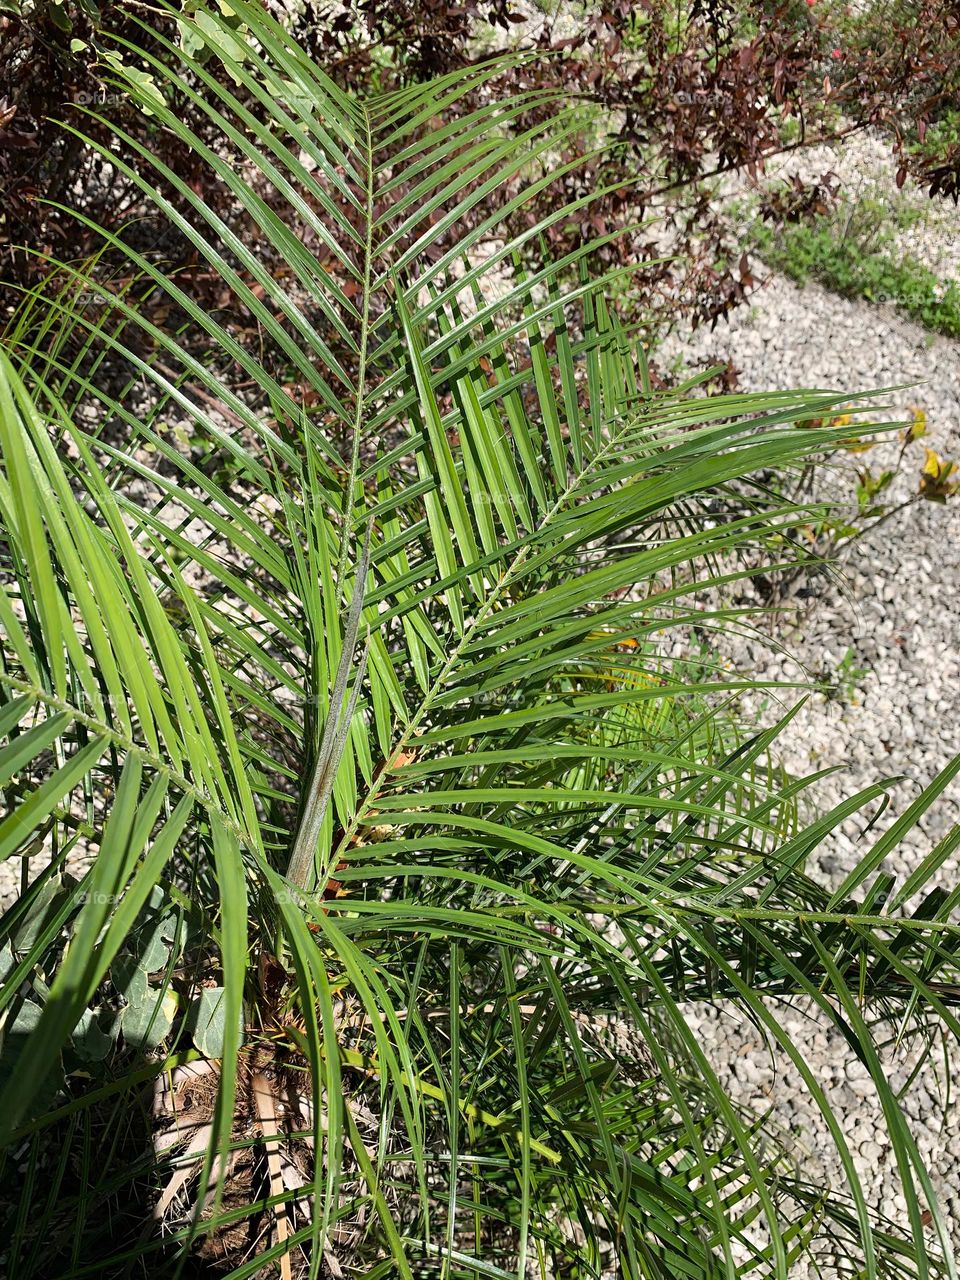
[152,1047,329,1279]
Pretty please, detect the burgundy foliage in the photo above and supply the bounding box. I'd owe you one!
[2,1,960,351]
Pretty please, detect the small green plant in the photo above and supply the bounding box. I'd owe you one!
[907,105,960,165]
[735,405,957,605]
[750,206,960,339]
[831,406,955,530]
[817,646,871,705]
[754,405,958,609]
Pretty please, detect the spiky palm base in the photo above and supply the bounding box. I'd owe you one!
[153,1052,312,1276]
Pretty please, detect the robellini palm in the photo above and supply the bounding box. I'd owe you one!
[0,4,958,1277]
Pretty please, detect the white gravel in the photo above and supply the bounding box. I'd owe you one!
[660,142,960,1267]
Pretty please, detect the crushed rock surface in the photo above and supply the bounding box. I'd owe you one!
[660,146,960,1266]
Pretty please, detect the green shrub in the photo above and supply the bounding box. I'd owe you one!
[751,212,960,338]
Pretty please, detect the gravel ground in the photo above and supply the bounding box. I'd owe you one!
[659,134,960,1266]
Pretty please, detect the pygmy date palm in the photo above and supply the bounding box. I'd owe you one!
[0,4,958,1278]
